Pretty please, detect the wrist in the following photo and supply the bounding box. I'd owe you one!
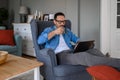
[53,30,57,35]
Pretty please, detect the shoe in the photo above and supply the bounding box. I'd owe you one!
[105,53,110,57]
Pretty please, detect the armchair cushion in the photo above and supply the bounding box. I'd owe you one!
[54,65,87,76]
[87,65,120,80]
[0,45,17,53]
[0,30,15,46]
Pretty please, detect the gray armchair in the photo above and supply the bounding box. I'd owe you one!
[30,19,92,80]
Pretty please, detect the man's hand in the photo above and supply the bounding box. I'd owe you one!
[54,27,65,35]
[48,27,65,40]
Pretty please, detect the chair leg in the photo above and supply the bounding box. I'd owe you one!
[92,76,96,80]
[92,76,100,80]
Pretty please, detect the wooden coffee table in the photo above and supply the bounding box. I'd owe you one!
[0,54,43,80]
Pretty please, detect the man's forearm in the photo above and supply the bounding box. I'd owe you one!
[48,31,56,40]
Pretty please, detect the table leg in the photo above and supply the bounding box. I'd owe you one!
[34,67,40,80]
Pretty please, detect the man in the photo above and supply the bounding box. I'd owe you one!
[38,12,120,69]
[38,12,79,53]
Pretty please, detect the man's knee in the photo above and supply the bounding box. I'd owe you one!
[86,48,105,57]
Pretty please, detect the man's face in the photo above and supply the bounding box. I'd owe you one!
[54,15,65,28]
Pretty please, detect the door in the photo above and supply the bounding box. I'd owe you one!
[110,0,120,58]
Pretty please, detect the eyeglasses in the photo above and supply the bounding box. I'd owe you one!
[55,20,65,24]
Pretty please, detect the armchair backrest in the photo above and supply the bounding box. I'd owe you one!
[30,19,71,50]
[37,20,71,36]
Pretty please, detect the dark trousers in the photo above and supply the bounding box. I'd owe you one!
[56,49,120,69]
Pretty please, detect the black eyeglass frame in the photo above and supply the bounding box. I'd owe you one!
[55,19,66,24]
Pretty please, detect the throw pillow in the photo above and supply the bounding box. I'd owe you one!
[87,65,120,80]
[0,30,15,46]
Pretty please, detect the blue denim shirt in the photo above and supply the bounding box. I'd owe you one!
[37,26,80,51]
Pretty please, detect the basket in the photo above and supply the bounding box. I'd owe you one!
[0,51,8,64]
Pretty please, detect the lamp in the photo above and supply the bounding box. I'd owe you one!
[19,6,28,23]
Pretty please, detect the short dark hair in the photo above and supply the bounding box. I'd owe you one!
[54,12,65,20]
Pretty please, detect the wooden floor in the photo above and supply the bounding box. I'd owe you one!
[22,54,37,61]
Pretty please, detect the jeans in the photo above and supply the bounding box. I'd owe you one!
[56,49,120,70]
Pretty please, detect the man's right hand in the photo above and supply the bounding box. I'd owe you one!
[48,27,65,40]
[54,27,65,35]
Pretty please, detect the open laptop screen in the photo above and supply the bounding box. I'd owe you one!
[73,40,95,53]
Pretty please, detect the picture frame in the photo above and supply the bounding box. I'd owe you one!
[43,14,49,21]
[27,15,34,23]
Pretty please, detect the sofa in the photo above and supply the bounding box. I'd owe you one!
[0,33,22,56]
[30,19,92,80]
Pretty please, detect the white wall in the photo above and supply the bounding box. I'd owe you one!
[8,0,79,35]
[79,0,100,49]
[100,0,110,54]
[8,0,20,23]
[8,0,100,49]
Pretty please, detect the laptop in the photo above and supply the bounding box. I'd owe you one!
[73,40,95,53]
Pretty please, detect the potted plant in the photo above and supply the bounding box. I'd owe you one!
[0,8,8,29]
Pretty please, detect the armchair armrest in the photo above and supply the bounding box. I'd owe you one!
[36,48,58,80]
[37,48,57,66]
[14,34,22,56]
